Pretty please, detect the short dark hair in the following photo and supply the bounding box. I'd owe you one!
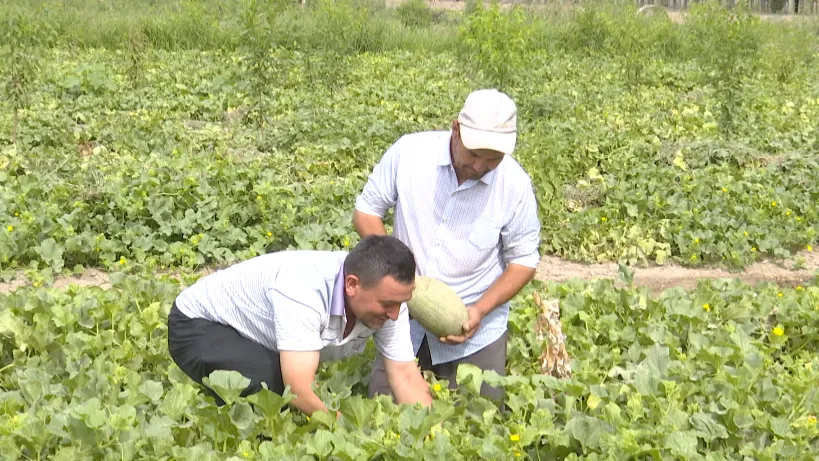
[343,235,416,287]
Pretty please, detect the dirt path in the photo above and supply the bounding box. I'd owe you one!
[2,251,816,295]
[535,250,819,294]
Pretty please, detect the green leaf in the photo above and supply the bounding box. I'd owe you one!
[456,363,483,396]
[139,380,164,403]
[664,431,699,459]
[690,412,728,441]
[247,384,294,418]
[566,415,605,449]
[305,429,334,457]
[202,370,251,405]
[229,401,257,432]
[644,343,670,377]
[339,396,376,429]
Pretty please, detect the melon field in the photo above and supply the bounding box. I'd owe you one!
[1,0,818,459]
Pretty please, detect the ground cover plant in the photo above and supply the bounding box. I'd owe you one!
[0,275,817,459]
[1,0,818,459]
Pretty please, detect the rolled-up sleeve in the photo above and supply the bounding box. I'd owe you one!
[354,140,401,218]
[501,181,541,268]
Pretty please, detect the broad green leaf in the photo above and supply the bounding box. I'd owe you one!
[139,380,165,403]
[664,431,699,459]
[690,412,728,441]
[229,401,257,432]
[202,370,250,405]
[305,429,334,457]
[456,363,483,396]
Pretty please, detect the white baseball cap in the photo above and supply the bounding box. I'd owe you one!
[457,89,517,156]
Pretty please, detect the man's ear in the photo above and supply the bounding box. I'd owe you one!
[345,274,360,297]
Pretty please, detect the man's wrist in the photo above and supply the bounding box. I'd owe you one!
[472,300,495,319]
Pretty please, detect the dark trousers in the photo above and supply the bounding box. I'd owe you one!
[167,303,284,405]
[368,332,508,403]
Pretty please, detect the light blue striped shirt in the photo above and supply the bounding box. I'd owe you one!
[174,250,415,364]
[355,130,541,365]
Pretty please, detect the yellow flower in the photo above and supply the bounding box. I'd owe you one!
[752,247,757,252]
[694,238,700,244]
[14,212,19,217]
[119,257,126,265]
[702,303,711,312]
[808,415,817,426]
[796,286,803,291]
[785,210,791,216]
[433,383,442,392]
[808,245,814,251]
[771,201,777,207]
[514,452,521,458]
[343,237,350,247]
[256,195,262,200]
[267,231,272,237]
[772,326,784,336]
[744,231,749,236]
[6,225,12,232]
[242,451,250,458]
[777,293,783,298]
[510,434,520,442]
[722,187,727,192]
[601,217,607,222]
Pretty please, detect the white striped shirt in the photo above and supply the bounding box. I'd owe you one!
[174,250,415,363]
[355,130,541,365]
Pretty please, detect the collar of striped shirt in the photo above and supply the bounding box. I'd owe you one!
[329,263,346,317]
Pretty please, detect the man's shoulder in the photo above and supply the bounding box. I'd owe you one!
[496,155,535,193]
[392,130,449,152]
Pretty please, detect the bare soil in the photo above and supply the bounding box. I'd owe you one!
[535,250,819,295]
[2,251,817,295]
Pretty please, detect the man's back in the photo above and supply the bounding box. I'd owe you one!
[175,250,346,350]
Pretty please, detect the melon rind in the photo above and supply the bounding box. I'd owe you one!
[407,276,469,337]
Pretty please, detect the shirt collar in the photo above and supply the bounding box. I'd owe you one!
[329,262,346,317]
[438,131,500,186]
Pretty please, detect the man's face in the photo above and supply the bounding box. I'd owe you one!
[451,121,506,182]
[345,275,414,330]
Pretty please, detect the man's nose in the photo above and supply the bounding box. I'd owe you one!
[386,308,399,321]
[473,158,490,173]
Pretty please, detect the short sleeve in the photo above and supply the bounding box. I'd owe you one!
[501,180,541,268]
[267,286,326,352]
[354,140,401,218]
[372,303,415,362]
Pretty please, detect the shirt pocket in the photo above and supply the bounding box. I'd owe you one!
[468,215,502,250]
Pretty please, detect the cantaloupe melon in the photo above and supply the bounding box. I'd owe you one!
[407,276,469,338]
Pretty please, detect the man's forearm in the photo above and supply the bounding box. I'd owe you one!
[473,263,536,317]
[386,360,433,407]
[352,210,387,237]
[289,387,329,416]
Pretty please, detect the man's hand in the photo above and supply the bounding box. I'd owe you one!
[384,354,433,407]
[439,306,484,345]
[438,263,536,346]
[279,350,329,416]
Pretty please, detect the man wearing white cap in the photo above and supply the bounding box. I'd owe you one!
[353,89,541,403]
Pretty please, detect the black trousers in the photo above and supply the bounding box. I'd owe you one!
[167,303,285,405]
